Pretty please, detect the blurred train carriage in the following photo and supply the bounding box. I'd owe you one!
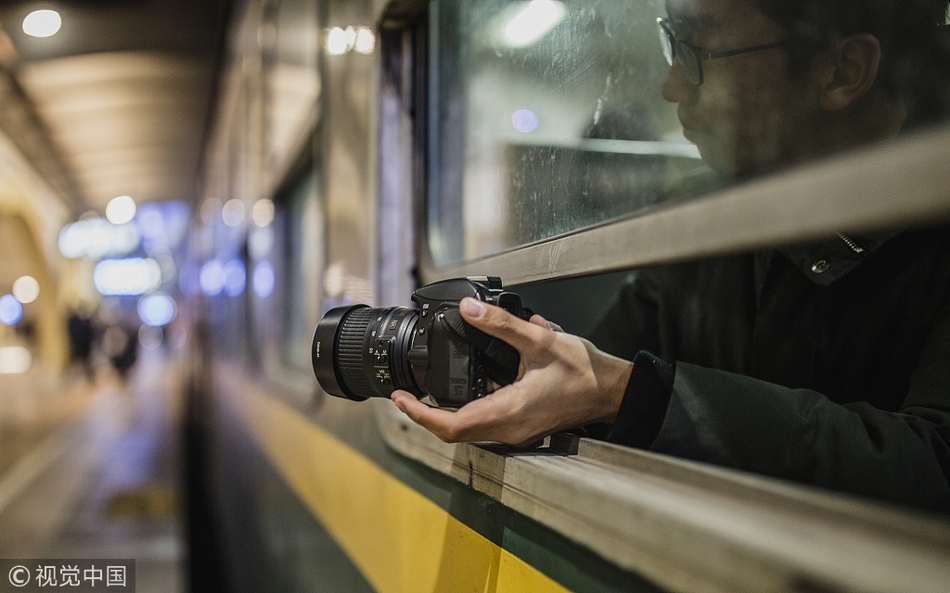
[2,0,949,591]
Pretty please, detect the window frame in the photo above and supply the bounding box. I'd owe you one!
[422,123,950,284]
[404,0,950,285]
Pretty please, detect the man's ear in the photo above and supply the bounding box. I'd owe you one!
[818,33,882,111]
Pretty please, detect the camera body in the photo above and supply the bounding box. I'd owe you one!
[312,276,528,408]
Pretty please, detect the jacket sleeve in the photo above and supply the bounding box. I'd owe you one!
[606,296,950,513]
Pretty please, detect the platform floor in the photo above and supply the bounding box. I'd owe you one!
[0,351,184,592]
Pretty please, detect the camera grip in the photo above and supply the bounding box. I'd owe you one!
[439,308,521,385]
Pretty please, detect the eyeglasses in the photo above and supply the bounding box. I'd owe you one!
[657,17,790,86]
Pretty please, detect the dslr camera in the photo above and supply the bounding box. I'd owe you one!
[312,276,530,408]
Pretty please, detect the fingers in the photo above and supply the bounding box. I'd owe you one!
[391,390,490,443]
[390,391,460,441]
[391,389,529,444]
[460,298,552,353]
[530,313,563,333]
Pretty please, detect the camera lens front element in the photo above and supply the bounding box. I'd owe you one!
[312,305,420,401]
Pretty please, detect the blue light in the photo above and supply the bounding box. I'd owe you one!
[199,260,224,296]
[253,261,275,298]
[224,259,246,297]
[179,263,199,295]
[93,258,161,296]
[0,294,23,325]
[138,294,177,327]
[135,202,166,239]
[511,109,539,133]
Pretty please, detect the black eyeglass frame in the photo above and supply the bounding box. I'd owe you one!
[657,17,791,85]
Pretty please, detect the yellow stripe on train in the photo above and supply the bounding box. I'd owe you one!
[240,390,571,593]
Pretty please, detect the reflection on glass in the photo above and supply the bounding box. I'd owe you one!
[429,0,707,264]
[511,109,540,133]
[503,0,566,48]
[427,0,950,265]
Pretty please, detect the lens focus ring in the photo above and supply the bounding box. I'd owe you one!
[336,307,376,398]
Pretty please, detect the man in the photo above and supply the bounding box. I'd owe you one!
[392,0,950,512]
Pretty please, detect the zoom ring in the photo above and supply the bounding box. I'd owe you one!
[336,307,376,398]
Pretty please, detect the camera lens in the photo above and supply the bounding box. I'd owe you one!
[312,305,421,401]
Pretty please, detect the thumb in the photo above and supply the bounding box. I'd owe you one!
[459,297,550,353]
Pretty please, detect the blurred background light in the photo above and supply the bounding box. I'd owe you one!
[22,9,61,38]
[154,253,177,284]
[248,226,274,259]
[325,25,373,55]
[12,276,40,304]
[253,261,275,298]
[251,199,275,227]
[138,325,164,351]
[223,259,246,297]
[136,202,166,239]
[93,258,161,296]
[58,218,141,259]
[199,260,225,296]
[0,295,23,325]
[504,0,565,47]
[326,27,348,55]
[222,199,245,227]
[138,294,177,327]
[511,109,539,133]
[106,195,137,225]
[354,27,376,54]
[0,346,31,374]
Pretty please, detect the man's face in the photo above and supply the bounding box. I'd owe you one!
[662,0,822,177]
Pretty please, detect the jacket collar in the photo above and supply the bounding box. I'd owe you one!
[776,229,903,287]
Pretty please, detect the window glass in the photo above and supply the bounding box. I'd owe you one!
[426,0,950,266]
[428,0,708,265]
[282,172,323,370]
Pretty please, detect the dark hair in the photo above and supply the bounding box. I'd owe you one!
[755,0,950,126]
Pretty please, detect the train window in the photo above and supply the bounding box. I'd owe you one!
[281,171,324,371]
[425,0,950,267]
[427,0,711,265]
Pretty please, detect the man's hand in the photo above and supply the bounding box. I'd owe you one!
[390,297,633,446]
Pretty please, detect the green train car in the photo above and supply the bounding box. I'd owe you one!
[187,1,950,592]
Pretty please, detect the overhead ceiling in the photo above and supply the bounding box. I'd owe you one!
[0,0,232,214]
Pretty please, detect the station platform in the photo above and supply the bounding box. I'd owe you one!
[0,351,184,592]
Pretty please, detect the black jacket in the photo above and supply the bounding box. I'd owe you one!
[589,226,950,512]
